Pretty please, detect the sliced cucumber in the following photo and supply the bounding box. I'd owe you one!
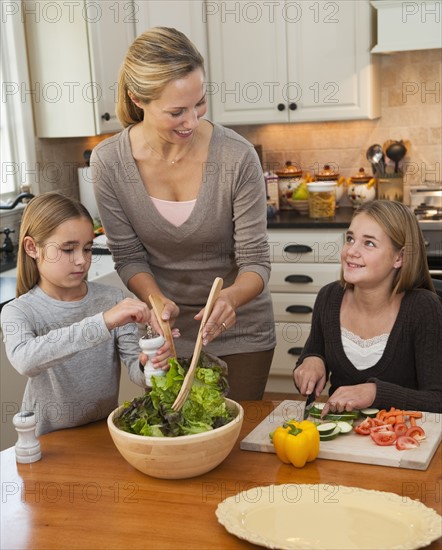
[316,422,337,435]
[360,408,380,418]
[311,402,326,411]
[336,421,353,434]
[324,411,360,421]
[319,426,341,441]
[307,410,322,419]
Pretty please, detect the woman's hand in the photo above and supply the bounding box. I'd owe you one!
[321,383,377,417]
[195,291,236,345]
[103,298,151,330]
[293,356,327,397]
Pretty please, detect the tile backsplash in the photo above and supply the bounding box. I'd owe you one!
[32,48,442,208]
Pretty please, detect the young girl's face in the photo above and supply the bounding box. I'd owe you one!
[341,213,403,289]
[32,217,94,300]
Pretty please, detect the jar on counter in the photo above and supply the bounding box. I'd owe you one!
[347,168,376,208]
[377,175,404,202]
[307,181,337,219]
[315,165,346,205]
[275,161,303,210]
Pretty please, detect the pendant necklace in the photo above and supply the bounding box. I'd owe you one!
[144,131,197,165]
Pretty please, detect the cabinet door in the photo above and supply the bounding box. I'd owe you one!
[287,1,380,121]
[206,0,288,124]
[24,0,96,137]
[87,0,136,134]
[206,0,380,125]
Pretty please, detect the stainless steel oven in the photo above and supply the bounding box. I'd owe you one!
[410,185,442,281]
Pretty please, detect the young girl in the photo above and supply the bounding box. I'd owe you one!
[294,200,442,414]
[1,192,171,436]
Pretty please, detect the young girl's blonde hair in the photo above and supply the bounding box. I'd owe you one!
[16,192,93,297]
[116,27,205,127]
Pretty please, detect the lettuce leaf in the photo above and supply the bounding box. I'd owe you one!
[114,352,233,437]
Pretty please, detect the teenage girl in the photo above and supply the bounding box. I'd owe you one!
[1,192,172,436]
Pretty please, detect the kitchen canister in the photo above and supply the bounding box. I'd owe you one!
[347,168,377,208]
[377,175,404,202]
[315,164,346,205]
[275,161,303,210]
[307,181,337,219]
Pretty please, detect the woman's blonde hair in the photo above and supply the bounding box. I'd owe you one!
[116,27,205,127]
[16,193,93,297]
[340,200,435,295]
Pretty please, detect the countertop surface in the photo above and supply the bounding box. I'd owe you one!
[267,206,354,229]
[2,400,441,550]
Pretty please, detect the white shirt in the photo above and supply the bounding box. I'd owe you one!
[341,327,389,370]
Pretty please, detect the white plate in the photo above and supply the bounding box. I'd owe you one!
[216,484,442,550]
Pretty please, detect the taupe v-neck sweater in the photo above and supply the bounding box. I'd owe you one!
[91,123,276,357]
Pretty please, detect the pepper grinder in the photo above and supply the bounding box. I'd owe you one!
[139,330,166,387]
[13,411,41,464]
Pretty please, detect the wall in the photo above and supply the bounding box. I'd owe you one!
[14,48,442,209]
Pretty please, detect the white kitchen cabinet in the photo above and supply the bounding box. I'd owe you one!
[265,228,344,392]
[24,0,136,137]
[206,0,380,125]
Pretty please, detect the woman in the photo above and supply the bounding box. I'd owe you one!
[91,27,275,401]
[294,200,441,413]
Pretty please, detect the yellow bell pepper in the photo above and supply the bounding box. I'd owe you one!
[271,420,320,468]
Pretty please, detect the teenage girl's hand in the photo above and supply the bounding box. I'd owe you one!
[194,293,236,346]
[293,356,327,398]
[321,383,377,417]
[103,298,151,330]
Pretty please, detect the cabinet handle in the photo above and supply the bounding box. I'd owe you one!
[284,275,313,284]
[277,103,286,111]
[288,347,304,356]
[101,112,115,121]
[286,305,313,314]
[283,244,312,254]
[289,102,298,111]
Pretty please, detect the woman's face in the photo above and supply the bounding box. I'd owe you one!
[341,213,403,289]
[141,68,207,144]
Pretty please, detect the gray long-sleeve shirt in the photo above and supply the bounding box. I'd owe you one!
[91,122,276,357]
[1,282,145,436]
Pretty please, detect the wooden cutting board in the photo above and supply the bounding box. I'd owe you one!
[240,400,442,470]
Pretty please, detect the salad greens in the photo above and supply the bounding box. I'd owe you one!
[114,352,233,437]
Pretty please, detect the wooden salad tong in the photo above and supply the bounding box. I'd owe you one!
[172,277,223,411]
[148,294,177,359]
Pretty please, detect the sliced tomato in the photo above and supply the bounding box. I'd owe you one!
[396,435,420,450]
[370,424,394,433]
[393,422,409,437]
[405,426,426,441]
[370,430,397,446]
[371,418,386,427]
[354,417,374,435]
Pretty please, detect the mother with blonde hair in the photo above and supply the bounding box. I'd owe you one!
[91,27,276,401]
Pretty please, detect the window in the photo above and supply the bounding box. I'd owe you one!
[1,2,37,202]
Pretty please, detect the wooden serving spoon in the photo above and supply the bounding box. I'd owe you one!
[148,294,177,359]
[172,277,223,411]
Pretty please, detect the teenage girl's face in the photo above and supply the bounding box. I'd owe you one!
[341,213,403,289]
[33,217,94,300]
[141,68,207,143]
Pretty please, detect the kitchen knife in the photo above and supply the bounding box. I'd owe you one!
[303,392,316,420]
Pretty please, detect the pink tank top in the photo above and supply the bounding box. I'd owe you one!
[150,197,196,227]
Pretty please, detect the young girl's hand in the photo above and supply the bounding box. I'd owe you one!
[321,383,377,417]
[139,337,174,371]
[103,298,151,330]
[293,356,327,397]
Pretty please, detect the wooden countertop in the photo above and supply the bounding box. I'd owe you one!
[2,401,441,550]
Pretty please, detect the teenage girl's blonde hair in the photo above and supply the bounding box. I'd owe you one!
[116,27,205,127]
[16,192,93,297]
[340,200,435,295]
